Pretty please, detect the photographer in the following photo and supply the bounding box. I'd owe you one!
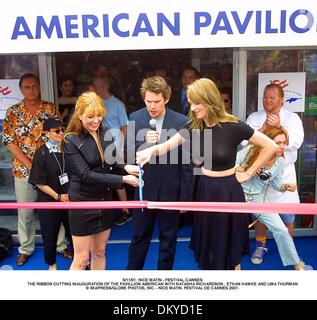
[236,127,312,270]
[245,83,304,264]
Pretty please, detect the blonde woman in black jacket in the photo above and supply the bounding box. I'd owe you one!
[63,91,140,270]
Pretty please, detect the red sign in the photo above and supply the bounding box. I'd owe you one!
[0,86,12,96]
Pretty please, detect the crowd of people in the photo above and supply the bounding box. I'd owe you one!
[1,69,313,270]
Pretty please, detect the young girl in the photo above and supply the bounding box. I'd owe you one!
[29,117,73,270]
[236,126,313,270]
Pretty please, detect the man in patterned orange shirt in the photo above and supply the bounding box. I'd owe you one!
[2,73,72,266]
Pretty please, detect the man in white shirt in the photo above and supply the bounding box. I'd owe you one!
[245,83,304,265]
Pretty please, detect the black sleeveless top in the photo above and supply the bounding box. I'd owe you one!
[179,121,254,171]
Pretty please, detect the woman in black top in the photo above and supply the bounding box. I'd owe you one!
[63,91,140,270]
[136,78,277,270]
[29,117,72,270]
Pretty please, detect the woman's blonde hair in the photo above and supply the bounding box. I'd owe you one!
[62,91,106,147]
[241,126,289,171]
[187,78,237,130]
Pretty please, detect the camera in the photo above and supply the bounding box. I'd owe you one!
[259,168,271,181]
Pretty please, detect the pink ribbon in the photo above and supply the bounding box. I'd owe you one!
[0,201,316,215]
[148,201,317,215]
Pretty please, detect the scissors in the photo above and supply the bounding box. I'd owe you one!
[139,164,144,212]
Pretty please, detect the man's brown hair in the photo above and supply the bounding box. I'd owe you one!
[140,76,172,101]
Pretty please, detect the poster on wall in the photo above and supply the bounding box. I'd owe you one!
[257,72,306,113]
[0,79,23,120]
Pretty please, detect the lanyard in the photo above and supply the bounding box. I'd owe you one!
[52,152,65,175]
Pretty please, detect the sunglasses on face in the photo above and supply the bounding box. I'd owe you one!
[50,128,64,134]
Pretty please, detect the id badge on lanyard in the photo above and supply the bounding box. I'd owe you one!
[59,173,69,185]
[52,151,68,185]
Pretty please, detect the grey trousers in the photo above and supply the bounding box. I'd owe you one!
[14,177,68,255]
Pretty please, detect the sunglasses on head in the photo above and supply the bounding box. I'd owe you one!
[50,128,64,134]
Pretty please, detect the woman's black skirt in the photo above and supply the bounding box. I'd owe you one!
[190,174,249,270]
[68,193,114,237]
